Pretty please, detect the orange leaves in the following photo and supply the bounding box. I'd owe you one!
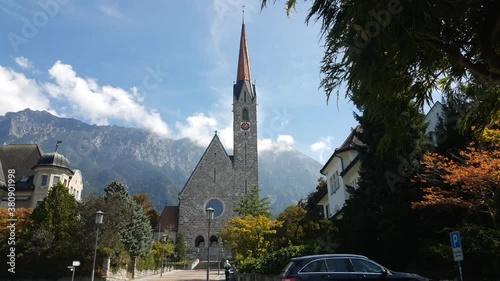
[412,144,499,217]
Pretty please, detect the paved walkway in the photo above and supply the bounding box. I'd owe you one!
[136,269,226,281]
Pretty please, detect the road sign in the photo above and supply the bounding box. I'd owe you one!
[449,231,464,261]
[72,261,80,266]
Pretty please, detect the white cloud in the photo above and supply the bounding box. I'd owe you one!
[0,65,51,115]
[14,56,33,70]
[175,113,217,146]
[44,61,170,137]
[310,136,334,163]
[99,5,124,19]
[175,112,234,149]
[259,134,295,152]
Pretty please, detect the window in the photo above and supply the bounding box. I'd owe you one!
[334,171,340,192]
[205,198,224,218]
[64,179,68,187]
[326,258,349,273]
[242,108,249,121]
[351,259,383,273]
[330,171,341,194]
[325,204,330,218]
[19,176,30,182]
[301,260,327,273]
[53,176,60,185]
[41,175,48,187]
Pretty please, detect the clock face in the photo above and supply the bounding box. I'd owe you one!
[240,122,250,131]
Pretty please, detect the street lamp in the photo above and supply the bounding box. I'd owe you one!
[160,234,167,277]
[206,207,215,281]
[91,211,105,281]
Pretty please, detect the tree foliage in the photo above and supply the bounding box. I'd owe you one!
[413,144,500,227]
[335,105,432,270]
[273,204,334,252]
[175,233,186,261]
[27,182,84,278]
[133,193,160,228]
[234,186,272,218]
[220,215,282,260]
[262,0,500,152]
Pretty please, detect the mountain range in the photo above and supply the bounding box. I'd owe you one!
[0,109,323,214]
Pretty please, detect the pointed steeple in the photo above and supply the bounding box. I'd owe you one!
[236,21,252,82]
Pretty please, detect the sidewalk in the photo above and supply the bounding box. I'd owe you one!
[135,269,225,281]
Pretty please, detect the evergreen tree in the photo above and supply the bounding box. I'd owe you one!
[175,233,186,261]
[336,104,431,271]
[121,200,154,257]
[234,186,272,218]
[104,180,130,199]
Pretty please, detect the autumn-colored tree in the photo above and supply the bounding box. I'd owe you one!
[0,208,33,252]
[220,215,282,260]
[273,205,334,252]
[413,144,500,227]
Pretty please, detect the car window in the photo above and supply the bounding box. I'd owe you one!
[326,258,350,272]
[301,260,328,273]
[351,259,383,273]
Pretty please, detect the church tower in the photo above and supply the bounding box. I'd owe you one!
[233,20,258,194]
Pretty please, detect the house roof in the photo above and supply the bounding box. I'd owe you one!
[0,144,43,188]
[155,205,179,232]
[320,126,363,175]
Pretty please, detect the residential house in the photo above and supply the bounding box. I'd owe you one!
[0,144,83,208]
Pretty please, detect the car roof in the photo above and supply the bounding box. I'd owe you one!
[291,254,368,261]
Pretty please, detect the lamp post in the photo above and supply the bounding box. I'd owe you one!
[160,234,167,277]
[205,207,214,281]
[91,211,105,281]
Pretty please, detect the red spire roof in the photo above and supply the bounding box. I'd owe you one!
[236,23,252,82]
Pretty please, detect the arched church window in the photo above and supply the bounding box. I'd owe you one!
[205,198,224,218]
[242,108,249,121]
[195,235,205,247]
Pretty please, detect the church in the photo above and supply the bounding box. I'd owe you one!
[155,19,259,259]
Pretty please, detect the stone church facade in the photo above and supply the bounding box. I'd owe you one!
[175,21,258,257]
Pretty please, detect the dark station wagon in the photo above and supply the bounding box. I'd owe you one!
[280,254,430,281]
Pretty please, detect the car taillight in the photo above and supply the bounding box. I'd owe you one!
[280,278,298,281]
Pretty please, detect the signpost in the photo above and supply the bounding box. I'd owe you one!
[69,261,80,281]
[449,231,464,281]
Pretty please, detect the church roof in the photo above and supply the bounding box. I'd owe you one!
[236,22,252,82]
[155,205,179,232]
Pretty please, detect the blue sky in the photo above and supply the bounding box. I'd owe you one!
[0,0,360,164]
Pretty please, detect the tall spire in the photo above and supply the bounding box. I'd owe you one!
[236,14,252,82]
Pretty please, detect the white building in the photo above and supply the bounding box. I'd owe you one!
[319,126,363,219]
[0,144,83,209]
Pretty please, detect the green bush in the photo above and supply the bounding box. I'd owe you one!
[238,244,308,274]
